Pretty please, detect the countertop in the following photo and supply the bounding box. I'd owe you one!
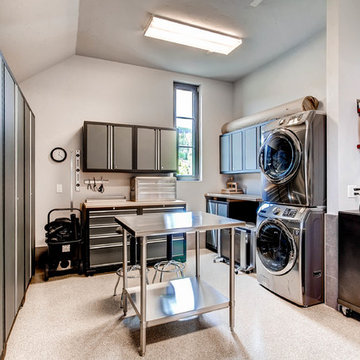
[82,199,186,209]
[205,192,262,202]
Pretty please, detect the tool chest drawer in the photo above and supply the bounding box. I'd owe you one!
[89,224,121,236]
[142,206,186,214]
[89,243,130,267]
[89,209,137,226]
[89,234,123,247]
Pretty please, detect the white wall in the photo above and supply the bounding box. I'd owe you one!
[0,0,79,82]
[326,0,360,214]
[20,55,233,246]
[230,30,326,195]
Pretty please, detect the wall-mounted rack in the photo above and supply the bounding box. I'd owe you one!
[84,179,109,185]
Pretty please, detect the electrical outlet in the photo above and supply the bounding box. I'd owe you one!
[56,184,63,193]
[347,185,360,198]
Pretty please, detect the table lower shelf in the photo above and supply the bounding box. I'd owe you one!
[126,276,229,327]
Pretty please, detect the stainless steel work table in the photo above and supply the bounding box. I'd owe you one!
[115,211,245,356]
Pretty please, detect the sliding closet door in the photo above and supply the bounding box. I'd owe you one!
[30,112,35,275]
[24,103,31,287]
[16,87,25,308]
[4,67,16,338]
[0,56,5,353]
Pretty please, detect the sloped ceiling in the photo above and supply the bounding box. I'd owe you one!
[76,0,326,82]
[0,0,80,82]
[0,0,326,83]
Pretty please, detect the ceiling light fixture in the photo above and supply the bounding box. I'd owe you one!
[144,15,242,55]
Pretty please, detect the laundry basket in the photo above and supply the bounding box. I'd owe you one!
[44,208,83,281]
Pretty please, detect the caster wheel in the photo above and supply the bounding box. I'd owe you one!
[340,305,352,317]
[44,264,49,281]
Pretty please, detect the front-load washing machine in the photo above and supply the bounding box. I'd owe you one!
[258,110,326,207]
[256,202,324,306]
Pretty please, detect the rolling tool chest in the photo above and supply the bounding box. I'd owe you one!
[83,202,187,275]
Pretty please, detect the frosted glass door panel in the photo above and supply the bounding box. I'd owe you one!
[244,127,257,170]
[113,126,132,170]
[137,128,156,170]
[160,129,176,171]
[231,131,243,172]
[220,135,231,173]
[86,124,108,169]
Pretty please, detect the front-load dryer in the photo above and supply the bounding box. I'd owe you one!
[258,110,326,207]
[256,202,324,307]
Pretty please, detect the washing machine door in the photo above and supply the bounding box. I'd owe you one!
[257,219,297,275]
[259,129,302,184]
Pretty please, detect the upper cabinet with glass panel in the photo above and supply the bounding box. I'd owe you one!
[174,83,199,181]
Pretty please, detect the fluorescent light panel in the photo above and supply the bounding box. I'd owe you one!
[144,16,242,55]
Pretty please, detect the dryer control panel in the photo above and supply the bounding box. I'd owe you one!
[283,208,298,218]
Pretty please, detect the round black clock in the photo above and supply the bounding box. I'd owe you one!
[50,147,67,163]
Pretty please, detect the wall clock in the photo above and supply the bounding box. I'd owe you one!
[50,147,67,163]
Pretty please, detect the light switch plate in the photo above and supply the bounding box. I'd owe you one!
[56,184,63,193]
[347,185,359,198]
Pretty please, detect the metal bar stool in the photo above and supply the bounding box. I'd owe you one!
[114,235,149,300]
[152,234,185,283]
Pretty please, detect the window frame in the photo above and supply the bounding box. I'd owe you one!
[173,82,200,181]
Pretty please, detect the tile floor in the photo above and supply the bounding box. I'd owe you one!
[4,250,360,360]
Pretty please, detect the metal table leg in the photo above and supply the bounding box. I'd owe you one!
[122,229,128,315]
[195,231,200,278]
[140,236,147,356]
[229,227,235,331]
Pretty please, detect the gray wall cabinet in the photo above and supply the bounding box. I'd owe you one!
[220,124,261,174]
[1,53,35,356]
[83,122,133,172]
[83,121,177,173]
[136,127,177,172]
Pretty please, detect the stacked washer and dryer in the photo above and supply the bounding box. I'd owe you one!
[256,110,326,307]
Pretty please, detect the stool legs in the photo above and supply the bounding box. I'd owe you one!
[114,275,121,297]
[152,260,185,284]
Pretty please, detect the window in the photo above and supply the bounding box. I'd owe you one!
[174,82,199,180]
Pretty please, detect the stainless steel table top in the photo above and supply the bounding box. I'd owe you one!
[115,210,245,237]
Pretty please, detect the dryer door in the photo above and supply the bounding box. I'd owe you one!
[259,129,302,184]
[257,219,297,275]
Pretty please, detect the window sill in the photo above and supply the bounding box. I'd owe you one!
[176,176,201,182]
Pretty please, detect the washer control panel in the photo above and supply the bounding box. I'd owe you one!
[272,207,281,215]
[283,208,298,218]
